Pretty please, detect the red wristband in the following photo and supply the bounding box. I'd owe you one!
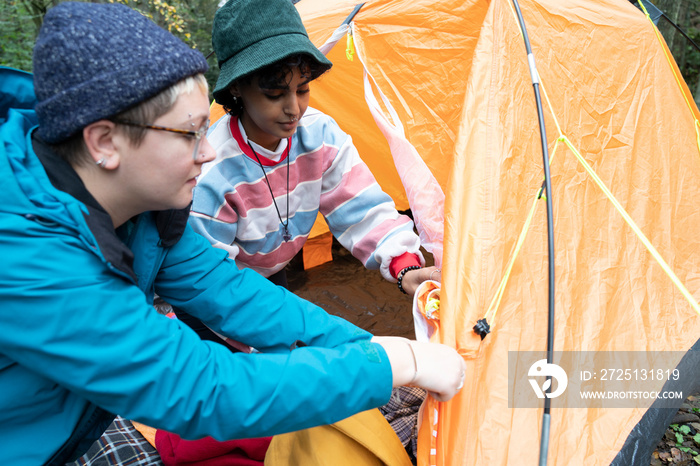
[389,252,422,279]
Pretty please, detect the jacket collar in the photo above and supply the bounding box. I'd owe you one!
[31,134,189,281]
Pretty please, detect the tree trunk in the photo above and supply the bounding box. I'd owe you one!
[20,0,62,32]
[656,0,689,57]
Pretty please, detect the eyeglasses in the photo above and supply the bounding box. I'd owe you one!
[112,119,210,160]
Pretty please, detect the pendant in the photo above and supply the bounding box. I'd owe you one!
[283,227,292,242]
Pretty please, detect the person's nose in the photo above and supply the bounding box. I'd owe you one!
[195,136,216,164]
[283,93,300,118]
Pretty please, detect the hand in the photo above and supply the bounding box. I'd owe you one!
[400,266,441,296]
[410,340,465,401]
[372,336,465,402]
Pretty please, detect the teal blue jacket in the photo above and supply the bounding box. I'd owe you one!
[0,67,393,465]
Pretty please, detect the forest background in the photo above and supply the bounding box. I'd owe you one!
[1,0,699,105]
[2,1,700,464]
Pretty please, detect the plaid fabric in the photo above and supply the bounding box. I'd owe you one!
[67,416,162,466]
[65,389,425,465]
[379,386,426,461]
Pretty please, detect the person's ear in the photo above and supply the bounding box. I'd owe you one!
[83,120,121,169]
[229,84,241,98]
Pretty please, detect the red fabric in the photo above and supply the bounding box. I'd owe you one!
[155,430,271,466]
[389,252,422,279]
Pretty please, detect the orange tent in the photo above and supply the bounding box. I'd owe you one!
[294,0,700,465]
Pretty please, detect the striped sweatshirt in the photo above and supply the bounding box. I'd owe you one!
[190,108,423,280]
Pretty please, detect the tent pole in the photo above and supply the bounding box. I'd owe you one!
[342,2,366,25]
[510,1,556,465]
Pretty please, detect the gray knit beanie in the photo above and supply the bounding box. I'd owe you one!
[33,2,208,143]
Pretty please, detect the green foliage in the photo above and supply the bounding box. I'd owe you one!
[109,0,193,46]
[682,26,700,90]
[0,1,39,71]
[670,423,700,454]
[0,0,220,98]
[679,445,699,455]
[677,432,686,444]
[107,0,220,97]
[649,0,700,99]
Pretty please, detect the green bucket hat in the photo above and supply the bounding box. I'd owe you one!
[212,0,332,104]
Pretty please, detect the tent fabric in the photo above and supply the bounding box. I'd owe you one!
[611,339,700,465]
[296,0,700,465]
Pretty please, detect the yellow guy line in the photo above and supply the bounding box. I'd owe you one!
[484,146,558,325]
[637,1,700,156]
[485,76,564,325]
[561,135,700,316]
[485,0,700,326]
[485,0,560,325]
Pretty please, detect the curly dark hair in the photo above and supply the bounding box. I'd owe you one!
[218,53,331,116]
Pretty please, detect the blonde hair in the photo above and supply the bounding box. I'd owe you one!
[52,74,209,166]
[116,74,209,145]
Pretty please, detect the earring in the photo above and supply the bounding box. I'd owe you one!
[96,158,107,167]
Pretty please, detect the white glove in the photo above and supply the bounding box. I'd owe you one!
[372,336,466,402]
